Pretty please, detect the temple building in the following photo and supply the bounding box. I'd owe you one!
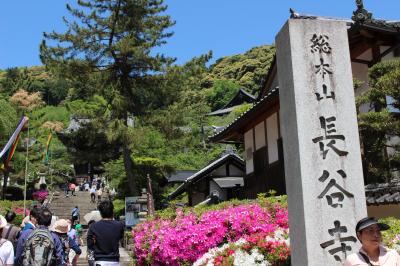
[210,2,400,217]
[168,151,245,206]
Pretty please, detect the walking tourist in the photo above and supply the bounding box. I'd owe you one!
[69,183,76,196]
[51,219,81,266]
[344,217,400,265]
[90,186,96,203]
[21,207,40,232]
[71,206,80,224]
[87,200,124,266]
[63,181,69,197]
[74,222,83,246]
[15,208,64,266]
[0,215,14,266]
[1,211,21,250]
[96,188,103,203]
[86,220,96,266]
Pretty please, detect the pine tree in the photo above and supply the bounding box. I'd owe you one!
[40,0,175,195]
[357,59,400,183]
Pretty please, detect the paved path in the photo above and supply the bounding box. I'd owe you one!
[70,246,133,266]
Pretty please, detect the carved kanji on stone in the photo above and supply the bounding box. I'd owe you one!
[310,34,332,54]
[312,116,349,159]
[316,84,335,101]
[320,221,357,262]
[318,175,354,208]
[315,57,333,79]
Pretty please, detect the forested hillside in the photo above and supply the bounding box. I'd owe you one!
[0,44,275,206]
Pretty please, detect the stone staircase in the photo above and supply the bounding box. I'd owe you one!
[72,246,133,266]
[49,190,133,265]
[49,190,97,226]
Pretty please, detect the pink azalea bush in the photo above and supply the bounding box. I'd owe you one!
[132,198,289,265]
[32,189,49,202]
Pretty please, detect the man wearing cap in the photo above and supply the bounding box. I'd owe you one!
[0,215,14,266]
[344,217,400,265]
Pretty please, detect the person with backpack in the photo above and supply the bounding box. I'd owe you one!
[1,211,21,250]
[87,200,124,266]
[51,219,81,266]
[15,207,64,266]
[0,215,14,266]
[71,206,80,225]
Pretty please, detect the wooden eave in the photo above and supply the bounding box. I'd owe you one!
[211,13,400,144]
[209,88,279,143]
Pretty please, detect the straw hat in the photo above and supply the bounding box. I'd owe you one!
[0,215,7,229]
[51,219,70,234]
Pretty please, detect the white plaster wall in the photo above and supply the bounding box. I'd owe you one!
[209,180,227,200]
[266,112,279,163]
[255,121,266,150]
[229,164,244,176]
[244,129,254,174]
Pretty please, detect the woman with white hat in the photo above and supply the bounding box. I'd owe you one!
[344,217,400,265]
[0,215,14,266]
[51,219,81,266]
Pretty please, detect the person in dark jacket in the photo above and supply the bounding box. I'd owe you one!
[51,219,82,266]
[87,200,124,266]
[15,208,64,266]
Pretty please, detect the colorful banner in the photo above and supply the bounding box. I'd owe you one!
[43,133,52,164]
[0,116,29,171]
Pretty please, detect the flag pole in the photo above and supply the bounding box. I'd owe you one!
[23,122,29,218]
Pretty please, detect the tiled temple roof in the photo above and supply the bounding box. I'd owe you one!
[365,182,400,205]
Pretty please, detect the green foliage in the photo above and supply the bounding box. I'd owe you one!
[0,66,68,105]
[66,95,110,119]
[153,193,287,221]
[0,98,18,145]
[113,199,125,219]
[357,59,400,183]
[41,0,176,195]
[204,45,275,94]
[205,79,241,110]
[379,216,400,250]
[0,200,33,226]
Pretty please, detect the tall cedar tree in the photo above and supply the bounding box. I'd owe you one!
[40,0,175,195]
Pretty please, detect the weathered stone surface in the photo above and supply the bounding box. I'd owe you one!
[276,19,367,265]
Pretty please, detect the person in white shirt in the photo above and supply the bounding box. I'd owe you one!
[0,215,14,266]
[90,186,96,203]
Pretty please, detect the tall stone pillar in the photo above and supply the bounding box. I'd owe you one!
[276,19,367,265]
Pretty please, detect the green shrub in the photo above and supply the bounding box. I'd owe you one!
[113,199,125,219]
[152,194,288,221]
[0,200,33,226]
[379,216,400,251]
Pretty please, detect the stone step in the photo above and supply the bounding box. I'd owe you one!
[69,246,133,266]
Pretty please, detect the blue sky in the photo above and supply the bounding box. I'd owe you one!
[1,0,399,69]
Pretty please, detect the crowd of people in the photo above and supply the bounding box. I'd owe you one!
[0,200,124,266]
[62,177,116,204]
